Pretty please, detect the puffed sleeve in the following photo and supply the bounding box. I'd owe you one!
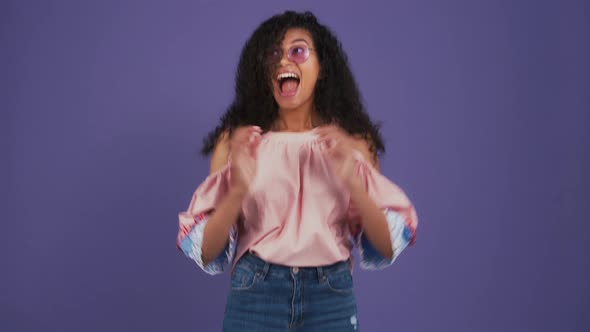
[348,152,418,270]
[176,162,238,275]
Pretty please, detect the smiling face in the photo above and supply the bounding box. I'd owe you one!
[268,28,320,113]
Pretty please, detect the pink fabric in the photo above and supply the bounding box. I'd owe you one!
[179,129,417,268]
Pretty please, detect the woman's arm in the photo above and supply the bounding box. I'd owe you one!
[346,138,393,260]
[201,189,245,266]
[201,127,261,266]
[317,126,394,260]
[347,180,394,260]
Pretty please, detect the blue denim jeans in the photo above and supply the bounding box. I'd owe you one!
[223,253,360,331]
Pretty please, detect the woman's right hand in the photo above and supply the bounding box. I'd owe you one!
[229,126,262,194]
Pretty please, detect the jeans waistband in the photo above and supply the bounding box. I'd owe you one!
[235,252,351,281]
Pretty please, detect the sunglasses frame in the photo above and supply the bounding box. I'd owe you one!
[266,44,314,65]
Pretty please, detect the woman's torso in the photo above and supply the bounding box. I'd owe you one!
[234,129,355,268]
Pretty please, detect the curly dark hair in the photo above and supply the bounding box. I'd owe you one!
[201,10,385,158]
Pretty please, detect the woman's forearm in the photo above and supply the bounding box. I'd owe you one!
[201,188,246,266]
[348,181,394,260]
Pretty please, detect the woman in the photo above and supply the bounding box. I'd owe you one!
[177,11,418,331]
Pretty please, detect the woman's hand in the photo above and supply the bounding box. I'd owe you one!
[316,125,362,190]
[229,126,262,194]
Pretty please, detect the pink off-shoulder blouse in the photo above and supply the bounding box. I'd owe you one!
[177,129,417,274]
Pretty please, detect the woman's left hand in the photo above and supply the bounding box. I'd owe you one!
[316,125,362,190]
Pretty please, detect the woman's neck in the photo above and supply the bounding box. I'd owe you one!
[273,107,322,132]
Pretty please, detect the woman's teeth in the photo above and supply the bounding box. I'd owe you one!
[277,72,299,80]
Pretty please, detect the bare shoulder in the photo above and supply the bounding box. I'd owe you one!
[351,136,380,171]
[209,130,230,174]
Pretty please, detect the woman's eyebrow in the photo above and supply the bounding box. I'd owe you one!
[289,38,310,45]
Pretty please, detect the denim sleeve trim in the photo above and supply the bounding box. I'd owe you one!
[177,214,237,275]
[357,208,412,270]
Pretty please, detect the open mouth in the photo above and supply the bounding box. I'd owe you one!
[276,72,300,97]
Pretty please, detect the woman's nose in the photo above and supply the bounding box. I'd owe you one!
[279,49,292,65]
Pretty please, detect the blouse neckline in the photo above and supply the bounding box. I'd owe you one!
[262,128,320,143]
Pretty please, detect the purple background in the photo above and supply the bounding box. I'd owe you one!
[3,0,589,331]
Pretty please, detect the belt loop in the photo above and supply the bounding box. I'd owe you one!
[316,266,324,281]
[259,261,270,280]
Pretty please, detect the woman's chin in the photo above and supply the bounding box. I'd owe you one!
[273,92,314,111]
[276,100,301,110]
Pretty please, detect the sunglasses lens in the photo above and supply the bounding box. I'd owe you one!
[266,48,281,64]
[289,46,309,64]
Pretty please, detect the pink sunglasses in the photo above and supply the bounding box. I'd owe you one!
[266,44,314,64]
